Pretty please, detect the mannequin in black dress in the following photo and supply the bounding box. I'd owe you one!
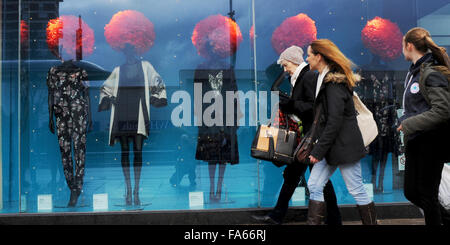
[194,42,241,203]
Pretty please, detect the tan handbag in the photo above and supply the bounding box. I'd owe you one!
[353,91,378,147]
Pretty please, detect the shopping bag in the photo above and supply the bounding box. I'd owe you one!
[353,91,378,147]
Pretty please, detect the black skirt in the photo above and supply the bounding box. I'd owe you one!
[110,63,149,145]
[196,127,239,164]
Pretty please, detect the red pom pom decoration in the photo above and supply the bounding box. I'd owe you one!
[361,17,403,61]
[104,10,156,55]
[46,15,95,58]
[21,20,29,45]
[250,25,255,45]
[191,14,243,59]
[271,13,317,55]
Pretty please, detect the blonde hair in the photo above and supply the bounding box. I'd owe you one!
[310,39,357,88]
[404,27,450,69]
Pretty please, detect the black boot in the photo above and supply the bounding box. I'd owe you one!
[306,200,326,225]
[357,202,378,225]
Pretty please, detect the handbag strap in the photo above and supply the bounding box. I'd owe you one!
[308,104,323,139]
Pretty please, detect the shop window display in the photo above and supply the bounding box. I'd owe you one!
[0,0,449,214]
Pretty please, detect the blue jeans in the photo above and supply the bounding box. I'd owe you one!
[307,159,372,205]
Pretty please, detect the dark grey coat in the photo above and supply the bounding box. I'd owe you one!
[400,56,450,138]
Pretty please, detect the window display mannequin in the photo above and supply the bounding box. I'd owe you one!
[194,59,241,203]
[359,70,403,193]
[193,42,242,203]
[191,15,243,204]
[99,43,167,206]
[47,58,93,207]
[369,74,391,193]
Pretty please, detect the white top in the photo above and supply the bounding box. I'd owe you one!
[287,62,308,123]
[290,62,309,87]
[315,66,330,98]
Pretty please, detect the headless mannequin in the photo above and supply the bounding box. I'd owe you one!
[48,55,93,207]
[118,44,145,206]
[199,42,238,203]
[360,57,392,194]
[370,75,391,193]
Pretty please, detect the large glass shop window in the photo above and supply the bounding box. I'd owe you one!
[13,0,256,213]
[1,0,449,214]
[254,0,449,208]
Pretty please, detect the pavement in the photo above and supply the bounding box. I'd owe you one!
[285,218,425,225]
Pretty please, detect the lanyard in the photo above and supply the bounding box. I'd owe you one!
[402,72,414,112]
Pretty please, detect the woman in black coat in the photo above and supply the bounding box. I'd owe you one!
[304,39,377,225]
[397,27,450,225]
[252,46,341,225]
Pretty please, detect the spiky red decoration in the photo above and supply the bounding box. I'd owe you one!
[104,10,155,55]
[46,15,95,58]
[271,13,317,55]
[250,25,255,45]
[191,14,243,59]
[20,20,29,45]
[361,17,403,61]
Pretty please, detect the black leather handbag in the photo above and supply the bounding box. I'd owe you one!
[294,105,322,164]
[251,115,298,167]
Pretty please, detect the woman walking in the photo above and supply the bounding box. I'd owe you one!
[305,39,377,225]
[397,27,450,225]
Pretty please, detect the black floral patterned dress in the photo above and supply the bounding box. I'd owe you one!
[47,61,89,192]
[194,62,241,165]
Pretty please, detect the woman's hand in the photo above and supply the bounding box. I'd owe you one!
[309,155,320,164]
[397,124,403,132]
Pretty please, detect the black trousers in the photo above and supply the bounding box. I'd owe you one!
[268,162,342,224]
[55,104,87,192]
[404,131,445,225]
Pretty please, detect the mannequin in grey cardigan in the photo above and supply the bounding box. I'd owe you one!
[99,44,167,206]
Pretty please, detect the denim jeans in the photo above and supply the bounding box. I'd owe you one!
[307,159,372,205]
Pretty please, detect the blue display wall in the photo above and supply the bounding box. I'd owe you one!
[1,0,449,213]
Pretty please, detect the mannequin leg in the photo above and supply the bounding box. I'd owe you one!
[371,137,381,192]
[119,136,132,205]
[378,141,389,193]
[371,157,379,192]
[133,134,144,206]
[215,164,227,201]
[69,131,86,207]
[208,162,217,202]
[55,115,78,206]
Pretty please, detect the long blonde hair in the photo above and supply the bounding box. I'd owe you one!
[310,39,357,88]
[404,27,450,69]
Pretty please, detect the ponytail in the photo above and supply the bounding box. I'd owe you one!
[424,36,450,69]
[405,27,450,69]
